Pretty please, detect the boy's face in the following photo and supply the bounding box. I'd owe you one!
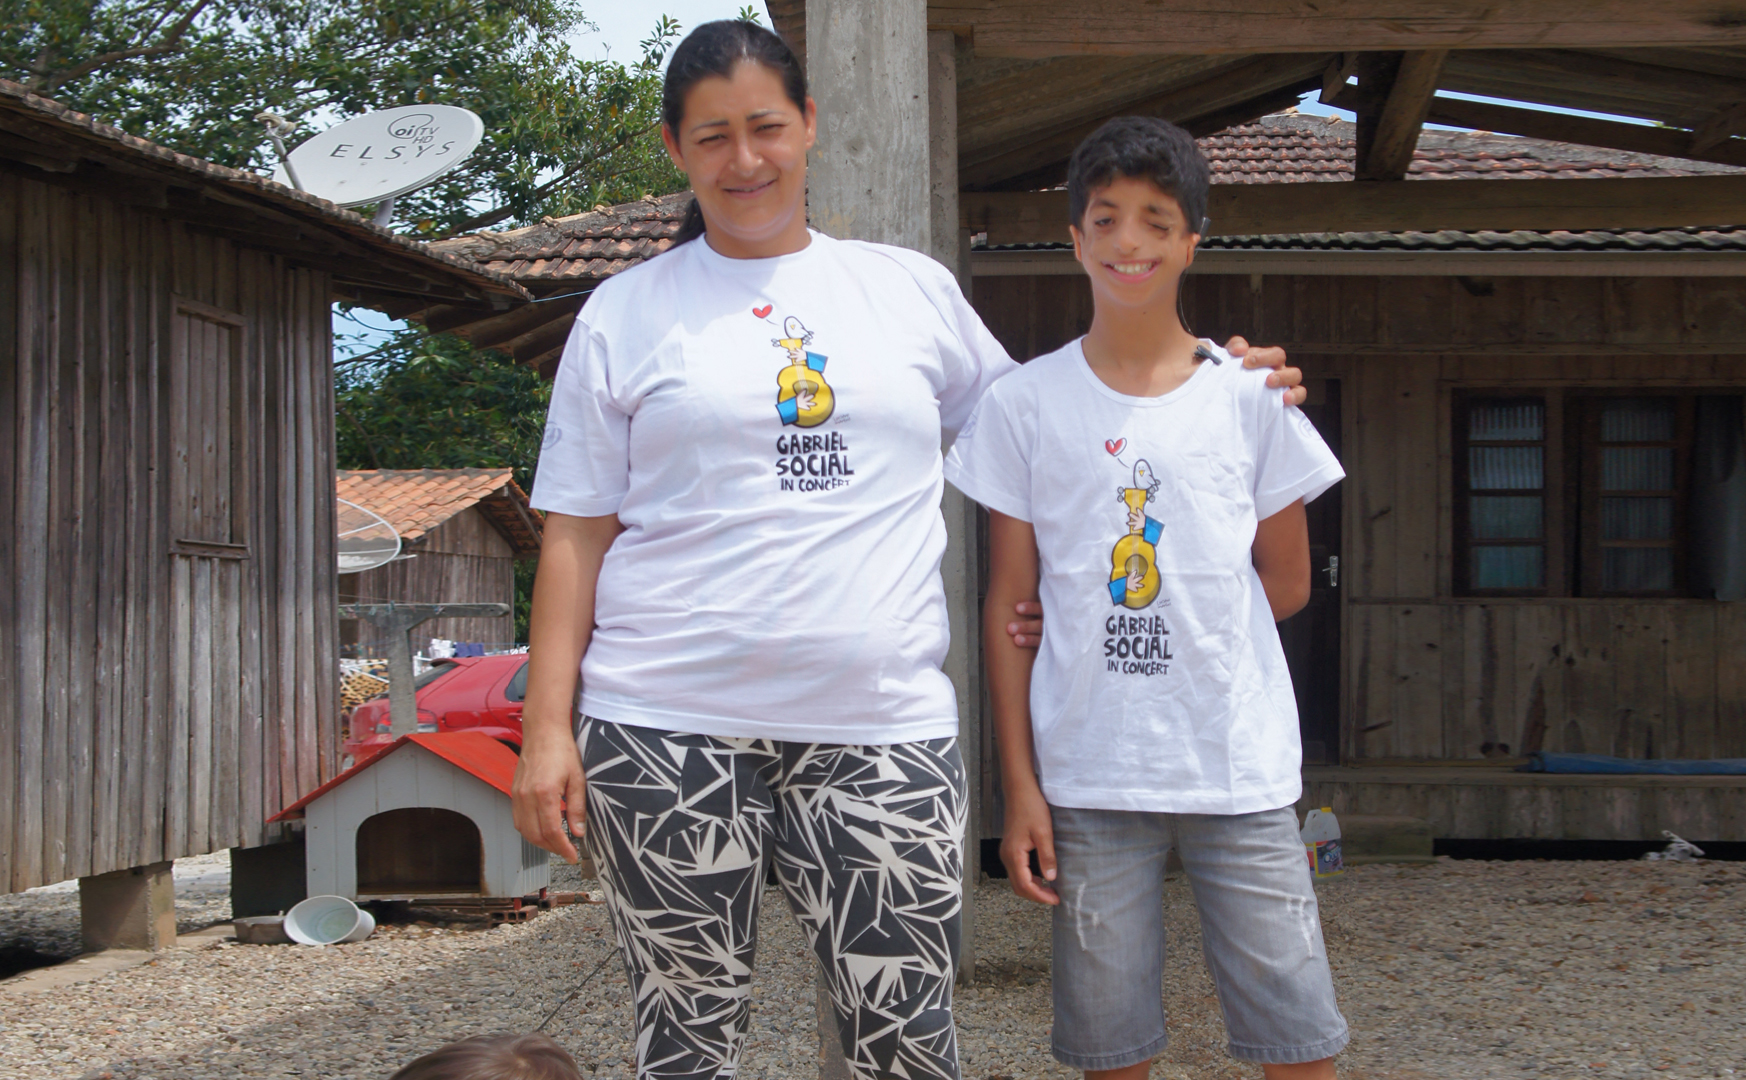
[1070,176,1200,314]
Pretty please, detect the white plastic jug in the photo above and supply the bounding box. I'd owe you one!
[1301,807,1344,878]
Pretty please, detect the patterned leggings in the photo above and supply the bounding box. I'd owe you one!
[579,718,965,1080]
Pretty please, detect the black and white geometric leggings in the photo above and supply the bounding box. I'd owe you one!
[579,718,966,1080]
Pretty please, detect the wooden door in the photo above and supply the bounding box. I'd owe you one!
[1279,379,1343,765]
[166,298,250,854]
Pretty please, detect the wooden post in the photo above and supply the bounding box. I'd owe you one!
[805,0,933,1066]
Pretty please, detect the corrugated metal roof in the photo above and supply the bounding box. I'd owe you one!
[1199,226,1746,252]
[269,732,520,821]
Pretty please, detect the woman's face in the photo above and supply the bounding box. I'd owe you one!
[663,61,816,259]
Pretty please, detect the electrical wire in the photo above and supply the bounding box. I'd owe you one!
[535,947,620,1033]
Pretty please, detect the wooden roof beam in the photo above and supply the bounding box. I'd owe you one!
[963,175,1746,245]
[1690,102,1746,154]
[1356,50,1449,181]
[1439,50,1746,131]
[929,0,1746,57]
[960,53,1329,189]
[1400,94,1746,170]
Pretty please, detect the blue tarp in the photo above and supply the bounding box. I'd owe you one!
[1519,752,1746,775]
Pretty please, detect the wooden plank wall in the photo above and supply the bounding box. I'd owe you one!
[973,271,1746,765]
[338,508,518,651]
[2,171,338,893]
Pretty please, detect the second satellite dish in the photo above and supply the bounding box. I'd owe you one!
[271,104,483,208]
[336,498,402,574]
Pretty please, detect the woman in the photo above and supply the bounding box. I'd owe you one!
[510,20,1302,1080]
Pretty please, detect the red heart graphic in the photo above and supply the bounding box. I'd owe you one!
[1105,438,1126,456]
[753,304,773,319]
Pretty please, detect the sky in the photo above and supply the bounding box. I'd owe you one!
[571,1,765,66]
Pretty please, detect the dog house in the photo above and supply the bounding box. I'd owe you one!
[271,732,549,900]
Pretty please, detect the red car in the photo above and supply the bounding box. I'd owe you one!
[344,654,529,761]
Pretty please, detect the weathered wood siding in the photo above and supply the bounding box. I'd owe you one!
[1,170,338,893]
[339,508,517,651]
[973,271,1746,765]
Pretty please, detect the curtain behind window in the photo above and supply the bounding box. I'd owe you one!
[1692,395,1746,601]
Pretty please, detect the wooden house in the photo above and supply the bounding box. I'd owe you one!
[970,114,1746,842]
[336,468,542,652]
[0,81,527,907]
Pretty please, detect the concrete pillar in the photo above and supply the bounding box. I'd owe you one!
[928,26,979,989]
[806,0,929,249]
[806,0,941,1062]
[80,861,176,952]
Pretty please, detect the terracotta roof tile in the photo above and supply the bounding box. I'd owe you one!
[433,115,1746,278]
[335,469,541,557]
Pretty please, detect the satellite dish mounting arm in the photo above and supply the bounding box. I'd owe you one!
[256,112,305,192]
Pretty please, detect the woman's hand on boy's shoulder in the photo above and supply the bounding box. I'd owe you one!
[1225,336,1306,407]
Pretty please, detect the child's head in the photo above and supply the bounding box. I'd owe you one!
[1065,117,1210,318]
[387,1034,583,1080]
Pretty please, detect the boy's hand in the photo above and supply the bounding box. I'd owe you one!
[1224,336,1306,407]
[1000,782,1059,905]
[1006,600,1043,648]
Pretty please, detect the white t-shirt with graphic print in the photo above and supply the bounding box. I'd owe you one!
[944,338,1344,814]
[530,230,1017,744]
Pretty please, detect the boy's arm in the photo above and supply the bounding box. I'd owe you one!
[983,510,1058,905]
[1252,499,1311,621]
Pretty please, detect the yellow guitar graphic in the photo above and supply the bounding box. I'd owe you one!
[1109,458,1162,609]
[773,316,834,427]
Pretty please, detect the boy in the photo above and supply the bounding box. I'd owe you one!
[944,117,1349,1079]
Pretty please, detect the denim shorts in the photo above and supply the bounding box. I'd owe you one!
[1048,805,1349,1068]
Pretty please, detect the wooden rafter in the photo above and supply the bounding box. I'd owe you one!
[960,53,1330,189]
[1690,102,1746,154]
[963,175,1746,246]
[925,0,1746,57]
[1404,94,1746,170]
[1357,50,1449,181]
[1439,50,1746,131]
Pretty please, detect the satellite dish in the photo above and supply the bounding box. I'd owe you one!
[270,104,483,208]
[336,498,401,574]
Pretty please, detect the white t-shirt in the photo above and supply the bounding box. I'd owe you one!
[530,231,1016,744]
[944,339,1344,814]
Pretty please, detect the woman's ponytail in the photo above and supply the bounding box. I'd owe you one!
[673,197,707,245]
[660,20,808,250]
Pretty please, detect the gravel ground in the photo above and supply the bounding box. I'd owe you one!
[2,857,1741,1080]
[0,852,234,967]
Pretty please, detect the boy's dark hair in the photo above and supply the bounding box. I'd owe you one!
[387,1034,583,1080]
[1066,117,1209,236]
[662,20,808,245]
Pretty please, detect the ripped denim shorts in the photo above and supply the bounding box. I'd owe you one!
[1046,804,1350,1068]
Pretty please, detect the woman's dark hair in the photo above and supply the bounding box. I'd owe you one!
[662,20,808,245]
[387,1034,582,1080]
